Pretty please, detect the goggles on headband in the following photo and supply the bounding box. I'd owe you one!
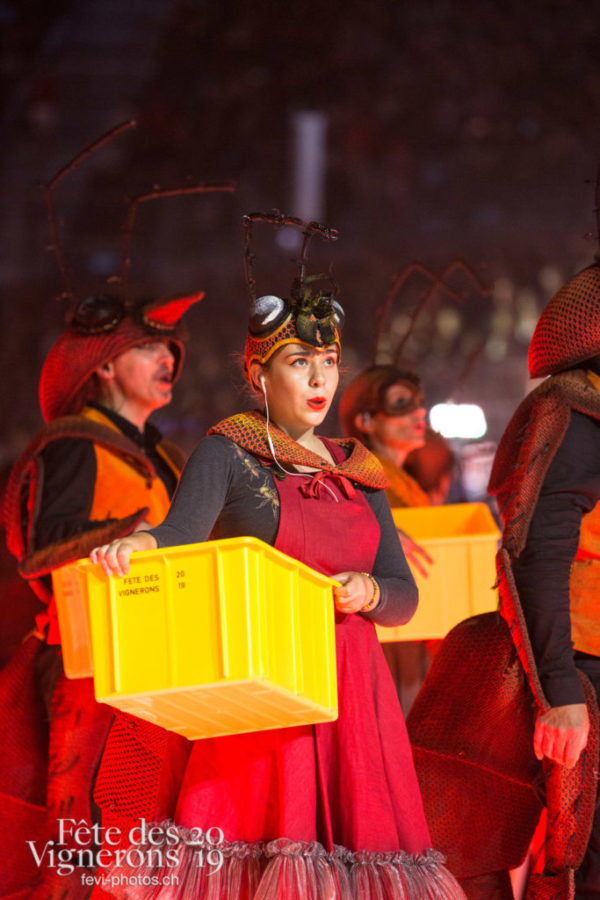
[69,294,189,336]
[375,378,426,417]
[245,291,344,369]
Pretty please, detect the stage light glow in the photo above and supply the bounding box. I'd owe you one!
[430,403,487,439]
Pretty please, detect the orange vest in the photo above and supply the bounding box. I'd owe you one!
[43,407,181,643]
[569,371,600,654]
[376,455,431,509]
[81,406,175,527]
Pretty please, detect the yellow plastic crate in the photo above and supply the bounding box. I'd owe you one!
[376,502,500,642]
[53,563,93,679]
[71,536,338,739]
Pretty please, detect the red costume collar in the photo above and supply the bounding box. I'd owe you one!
[208,410,388,492]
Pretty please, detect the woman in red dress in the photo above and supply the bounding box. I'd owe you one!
[91,222,464,900]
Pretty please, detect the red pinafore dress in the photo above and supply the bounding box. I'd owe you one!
[171,441,431,855]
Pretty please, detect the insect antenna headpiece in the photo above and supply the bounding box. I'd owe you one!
[341,260,491,440]
[38,122,234,420]
[243,210,344,372]
[372,262,463,366]
[372,258,492,368]
[43,119,137,306]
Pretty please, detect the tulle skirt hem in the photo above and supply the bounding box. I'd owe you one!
[92,822,466,899]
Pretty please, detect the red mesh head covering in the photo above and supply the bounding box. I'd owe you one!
[39,292,203,422]
[529,263,600,377]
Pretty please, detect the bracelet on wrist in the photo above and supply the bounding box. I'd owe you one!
[360,572,380,612]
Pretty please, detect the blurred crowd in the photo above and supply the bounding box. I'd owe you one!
[0,0,599,460]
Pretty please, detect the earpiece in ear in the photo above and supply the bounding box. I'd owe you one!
[260,374,266,393]
[363,411,371,424]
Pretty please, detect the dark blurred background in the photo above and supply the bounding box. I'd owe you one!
[1,0,599,475]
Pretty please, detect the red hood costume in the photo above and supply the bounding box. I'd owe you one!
[407,262,600,900]
[4,291,198,600]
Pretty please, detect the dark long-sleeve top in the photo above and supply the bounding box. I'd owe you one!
[511,410,600,707]
[35,402,177,548]
[149,434,418,628]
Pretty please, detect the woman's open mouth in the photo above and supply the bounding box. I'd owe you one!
[307,397,327,410]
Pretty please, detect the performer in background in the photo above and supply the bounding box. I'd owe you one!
[487,260,600,898]
[1,291,201,900]
[339,364,432,556]
[0,119,232,900]
[90,215,465,900]
[407,257,600,899]
[339,363,434,713]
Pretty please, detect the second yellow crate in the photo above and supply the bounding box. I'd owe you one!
[53,562,93,679]
[376,502,500,642]
[76,536,338,739]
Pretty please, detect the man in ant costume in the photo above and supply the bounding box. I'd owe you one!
[1,292,200,900]
[408,259,600,898]
[0,123,231,899]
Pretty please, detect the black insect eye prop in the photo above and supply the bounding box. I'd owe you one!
[313,295,333,320]
[331,299,345,331]
[69,295,125,334]
[293,292,345,346]
[295,312,319,344]
[248,294,290,336]
[314,319,338,345]
[309,294,345,330]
